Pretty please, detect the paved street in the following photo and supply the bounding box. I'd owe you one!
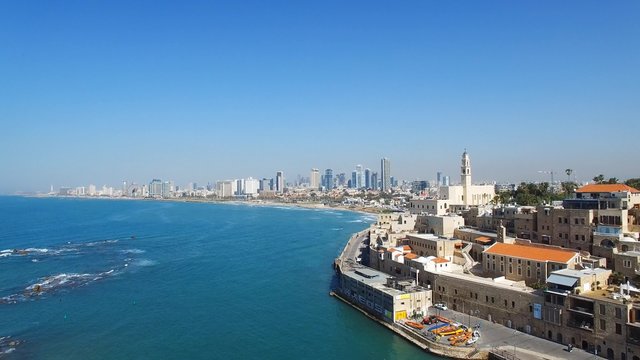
[429,307,597,360]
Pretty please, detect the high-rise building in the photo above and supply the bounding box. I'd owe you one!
[236,179,245,195]
[443,176,450,186]
[244,177,259,196]
[310,168,321,190]
[381,157,391,191]
[437,172,442,186]
[351,171,357,189]
[364,168,371,189]
[371,172,378,190]
[149,179,163,197]
[259,178,271,192]
[276,171,284,193]
[355,164,363,189]
[323,169,334,190]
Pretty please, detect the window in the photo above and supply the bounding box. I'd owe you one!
[486,296,489,302]
[600,304,606,315]
[616,323,622,334]
[575,218,579,225]
[512,301,515,308]
[575,235,579,241]
[504,299,507,307]
[581,218,585,225]
[558,217,562,223]
[616,308,622,319]
[600,319,606,331]
[623,260,632,268]
[491,297,495,303]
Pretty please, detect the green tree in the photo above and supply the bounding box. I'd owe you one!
[607,177,619,184]
[593,174,605,184]
[561,181,578,195]
[625,178,640,190]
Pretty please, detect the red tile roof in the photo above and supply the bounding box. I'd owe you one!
[405,253,418,260]
[432,257,449,264]
[475,236,493,244]
[576,184,639,193]
[484,242,577,263]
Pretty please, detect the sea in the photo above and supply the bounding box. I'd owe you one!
[0,196,436,359]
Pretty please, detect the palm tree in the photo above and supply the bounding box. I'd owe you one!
[565,169,573,182]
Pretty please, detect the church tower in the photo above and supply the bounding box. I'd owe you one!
[461,150,471,205]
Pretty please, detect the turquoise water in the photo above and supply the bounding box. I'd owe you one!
[0,197,435,359]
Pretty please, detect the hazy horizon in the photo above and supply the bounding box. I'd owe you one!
[1,1,638,194]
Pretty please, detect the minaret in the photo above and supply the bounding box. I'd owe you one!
[461,150,471,206]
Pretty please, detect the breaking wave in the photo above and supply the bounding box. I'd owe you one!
[0,269,120,305]
[0,336,21,357]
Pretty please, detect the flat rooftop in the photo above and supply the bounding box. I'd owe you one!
[342,267,429,297]
[553,268,609,278]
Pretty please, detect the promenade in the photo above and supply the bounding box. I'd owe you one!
[431,307,595,360]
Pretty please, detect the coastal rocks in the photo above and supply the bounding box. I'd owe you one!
[0,336,22,357]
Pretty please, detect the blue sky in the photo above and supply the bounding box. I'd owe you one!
[1,1,638,193]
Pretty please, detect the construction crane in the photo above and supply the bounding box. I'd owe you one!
[537,170,554,184]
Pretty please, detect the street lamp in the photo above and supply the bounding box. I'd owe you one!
[468,309,479,328]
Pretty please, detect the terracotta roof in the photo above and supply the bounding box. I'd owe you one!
[405,253,418,260]
[432,257,449,264]
[402,245,412,251]
[484,243,577,263]
[576,184,639,193]
[475,236,493,244]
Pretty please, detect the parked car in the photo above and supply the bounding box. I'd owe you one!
[433,303,448,311]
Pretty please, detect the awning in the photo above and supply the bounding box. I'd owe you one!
[546,274,578,288]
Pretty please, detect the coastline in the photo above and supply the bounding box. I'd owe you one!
[20,194,384,217]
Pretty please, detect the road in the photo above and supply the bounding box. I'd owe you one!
[428,306,596,360]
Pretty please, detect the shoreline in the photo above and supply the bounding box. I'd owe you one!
[16,194,384,217]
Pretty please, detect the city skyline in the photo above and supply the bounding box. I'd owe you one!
[1,1,639,194]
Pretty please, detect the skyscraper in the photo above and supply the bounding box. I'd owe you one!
[310,168,320,190]
[351,171,357,189]
[381,157,391,191]
[323,169,333,190]
[437,172,442,186]
[355,164,363,189]
[276,171,284,193]
[364,168,371,189]
[371,172,378,190]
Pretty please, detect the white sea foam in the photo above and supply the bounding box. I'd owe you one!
[24,248,50,253]
[133,259,157,267]
[121,249,145,254]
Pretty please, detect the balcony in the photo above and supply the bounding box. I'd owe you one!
[567,319,594,332]
[568,307,595,316]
